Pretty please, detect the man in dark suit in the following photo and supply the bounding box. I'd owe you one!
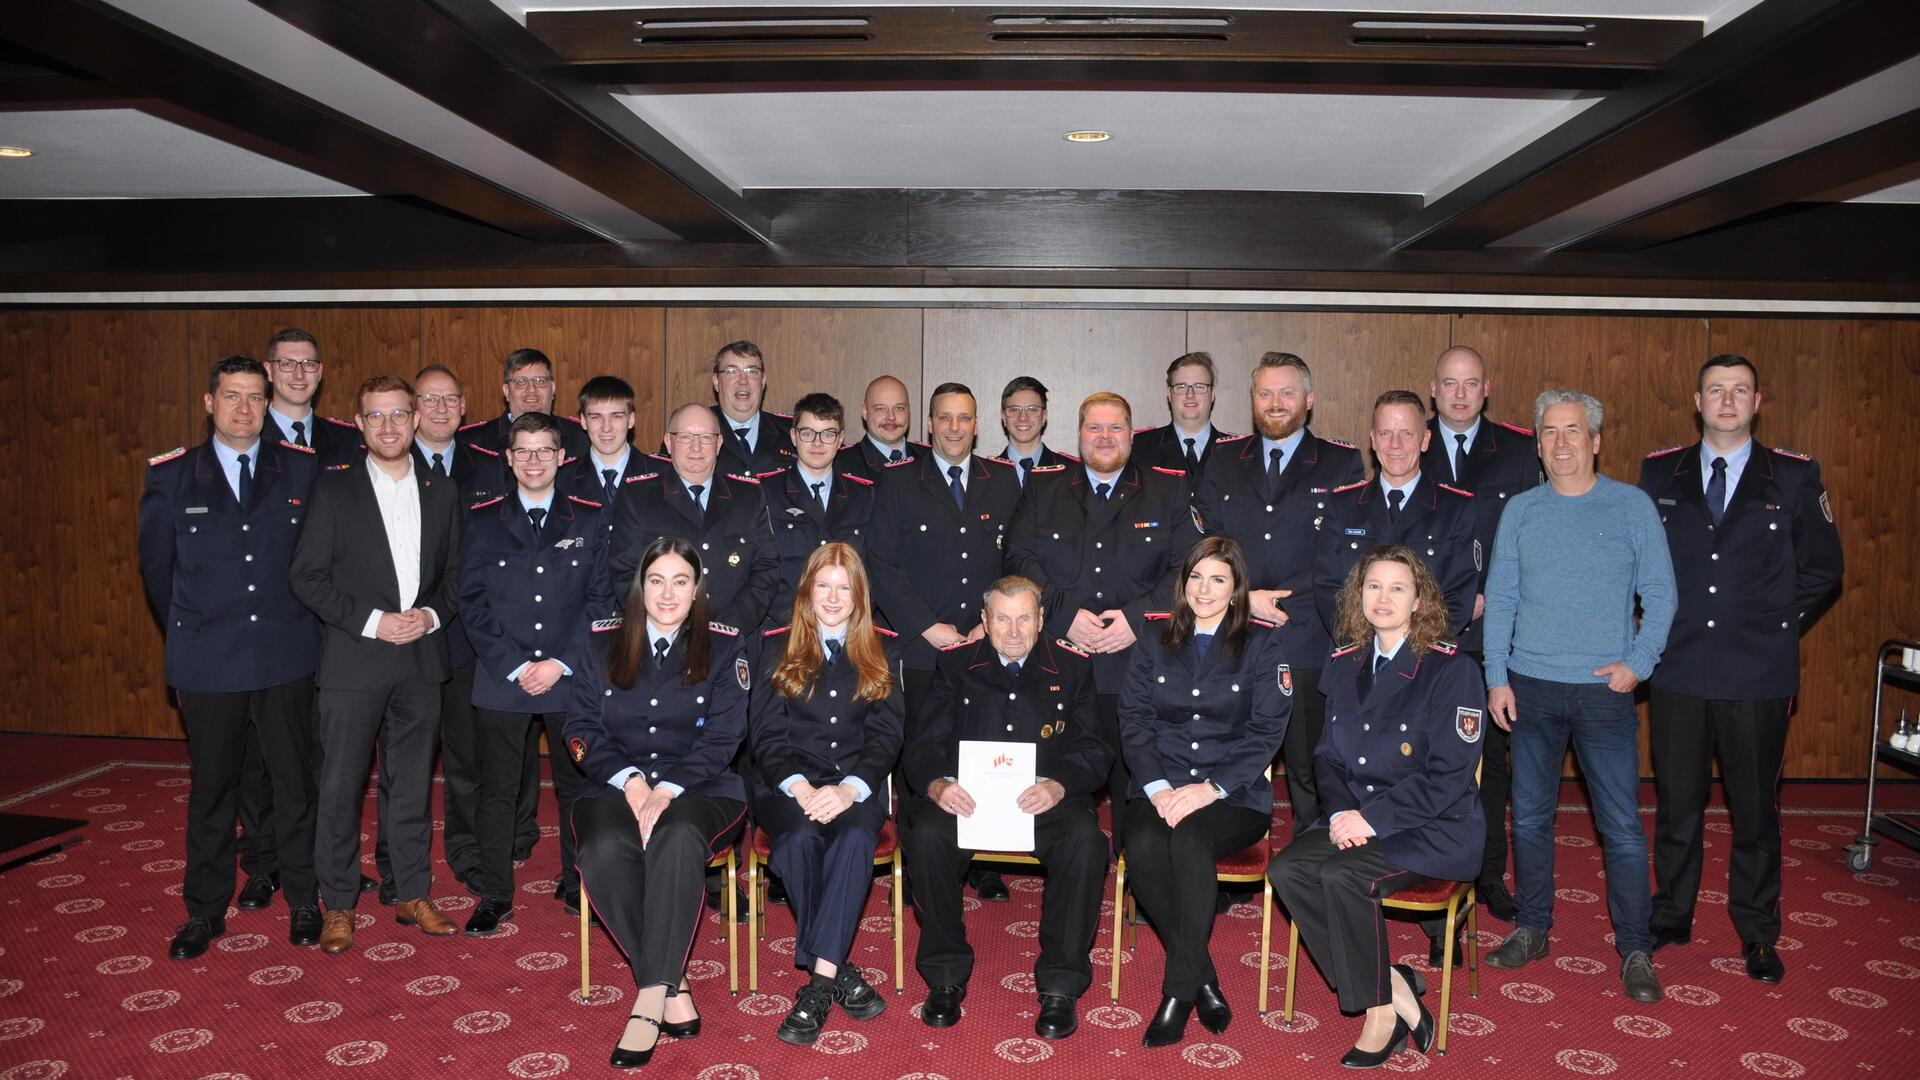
[758,392,877,627]
[838,374,915,481]
[1640,354,1844,984]
[138,355,325,959]
[609,402,779,630]
[708,340,795,476]
[459,347,591,462]
[290,373,463,954]
[1132,352,1241,482]
[1418,345,1541,921]
[1192,351,1364,837]
[997,376,1072,487]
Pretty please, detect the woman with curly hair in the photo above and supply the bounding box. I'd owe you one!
[1267,544,1486,1068]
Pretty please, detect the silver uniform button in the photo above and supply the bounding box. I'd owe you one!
[829,689,837,697]
[1706,620,1716,628]
[1358,756,1366,765]
[1190,741,1199,750]
[1191,689,1200,697]
[1708,586,1716,594]
[534,623,542,630]
[534,595,542,602]
[1157,677,1165,684]
[247,585,255,592]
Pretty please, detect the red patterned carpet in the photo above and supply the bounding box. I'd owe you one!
[2,734,1918,1079]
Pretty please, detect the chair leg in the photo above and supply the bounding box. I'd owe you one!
[579,882,590,1003]
[727,848,739,996]
[892,850,905,995]
[1283,919,1299,1026]
[1467,888,1480,997]
[1110,857,1125,1005]
[1258,875,1273,1016]
[747,848,760,994]
[1437,898,1458,1055]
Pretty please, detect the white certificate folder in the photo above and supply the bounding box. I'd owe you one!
[956,740,1037,852]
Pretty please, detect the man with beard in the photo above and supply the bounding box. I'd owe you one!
[460,348,590,463]
[708,340,795,476]
[838,375,915,481]
[1192,352,1363,837]
[1132,352,1239,483]
[998,376,1073,487]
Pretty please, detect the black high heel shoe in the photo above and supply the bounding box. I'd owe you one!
[1390,964,1436,1054]
[611,1013,660,1069]
[1143,995,1194,1048]
[660,988,701,1039]
[1340,1015,1408,1069]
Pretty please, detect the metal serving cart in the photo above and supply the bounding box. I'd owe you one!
[1846,638,1920,872]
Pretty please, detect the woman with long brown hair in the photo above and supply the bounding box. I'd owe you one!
[566,536,750,1069]
[749,542,903,1045]
[1266,544,1486,1068]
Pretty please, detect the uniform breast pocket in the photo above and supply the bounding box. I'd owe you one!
[1389,732,1431,773]
[176,519,222,573]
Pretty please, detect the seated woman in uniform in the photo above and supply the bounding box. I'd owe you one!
[750,542,903,1045]
[1118,534,1290,1048]
[567,536,751,1069]
[1266,544,1486,1069]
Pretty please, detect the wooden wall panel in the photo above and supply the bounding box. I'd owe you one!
[921,309,1185,456]
[0,314,51,735]
[188,308,422,426]
[663,308,923,451]
[1184,312,1453,444]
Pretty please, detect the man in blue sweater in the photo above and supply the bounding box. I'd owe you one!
[1479,389,1675,1005]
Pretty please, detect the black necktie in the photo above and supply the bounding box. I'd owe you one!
[889,448,904,463]
[1707,456,1727,526]
[1095,481,1112,501]
[1005,660,1021,679]
[653,637,671,667]
[1194,632,1212,661]
[811,480,827,515]
[291,421,307,449]
[602,468,618,504]
[1185,436,1199,470]
[825,638,843,665]
[1387,488,1405,518]
[1453,432,1468,481]
[527,506,546,535]
[948,464,965,509]
[1361,649,1389,700]
[236,452,252,509]
[735,426,752,453]
[1268,447,1284,488]
[431,452,447,479]
[1376,651,1390,675]
[688,483,705,521]
[1019,457,1035,486]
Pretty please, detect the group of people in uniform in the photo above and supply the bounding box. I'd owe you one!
[138,332,1842,1070]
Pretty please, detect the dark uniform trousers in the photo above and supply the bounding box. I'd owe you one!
[1640,442,1843,947]
[1193,430,1363,836]
[757,793,887,971]
[179,679,317,916]
[1124,800,1269,997]
[1268,836,1430,1013]
[575,793,746,987]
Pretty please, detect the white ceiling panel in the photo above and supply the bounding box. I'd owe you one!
[1849,177,1920,203]
[618,89,1597,192]
[0,109,363,199]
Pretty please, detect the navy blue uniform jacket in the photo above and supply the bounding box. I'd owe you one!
[747,627,905,802]
[566,622,750,804]
[607,465,780,632]
[1313,474,1480,639]
[1419,416,1541,652]
[754,465,877,628]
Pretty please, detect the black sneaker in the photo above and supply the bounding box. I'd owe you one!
[834,966,888,1021]
[776,981,836,1046]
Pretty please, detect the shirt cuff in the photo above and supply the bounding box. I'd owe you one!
[422,607,442,633]
[656,781,685,797]
[779,774,806,797]
[507,661,529,683]
[361,609,384,639]
[1142,779,1171,796]
[845,776,873,803]
[609,766,642,791]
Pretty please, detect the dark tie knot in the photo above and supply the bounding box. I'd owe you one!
[1374,651,1389,674]
[1388,488,1406,511]
[1710,456,1727,473]
[948,465,963,480]
[889,449,904,462]
[653,637,672,663]
[603,467,616,485]
[237,452,250,469]
[689,483,705,502]
[825,637,843,663]
[1005,660,1021,678]
[527,506,546,530]
[1095,481,1112,500]
[735,427,751,439]
[1020,457,1035,471]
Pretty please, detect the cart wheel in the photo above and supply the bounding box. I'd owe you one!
[1847,845,1871,873]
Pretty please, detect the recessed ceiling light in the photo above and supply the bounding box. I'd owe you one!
[0,147,32,159]
[1064,130,1112,144]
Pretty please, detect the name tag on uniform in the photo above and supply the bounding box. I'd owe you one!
[1343,527,1366,536]
[185,506,208,514]
[1657,498,1676,506]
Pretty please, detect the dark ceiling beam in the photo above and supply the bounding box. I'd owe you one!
[246,0,768,244]
[2,0,607,244]
[530,7,1698,93]
[1392,0,1920,251]
[1566,107,1920,252]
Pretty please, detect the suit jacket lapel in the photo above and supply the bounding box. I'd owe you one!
[1366,646,1421,712]
[1273,432,1317,497]
[664,474,705,529]
[1669,443,1710,525]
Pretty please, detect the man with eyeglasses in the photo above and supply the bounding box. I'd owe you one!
[609,402,779,631]
[998,376,1073,488]
[708,340,796,476]
[460,347,591,464]
[261,328,360,463]
[564,375,648,517]
[1132,352,1240,488]
[839,374,916,481]
[291,375,464,955]
[458,412,615,934]
[756,392,877,628]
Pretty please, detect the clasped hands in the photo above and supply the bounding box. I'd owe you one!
[1066,609,1136,654]
[622,775,676,845]
[374,608,433,644]
[515,658,565,696]
[787,780,860,824]
[1328,809,1375,849]
[1148,781,1221,828]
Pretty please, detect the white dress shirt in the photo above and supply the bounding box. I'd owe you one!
[359,454,439,638]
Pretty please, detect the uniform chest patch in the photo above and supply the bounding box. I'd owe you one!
[1819,491,1832,523]
[1278,664,1293,696]
[735,657,752,690]
[1456,707,1483,743]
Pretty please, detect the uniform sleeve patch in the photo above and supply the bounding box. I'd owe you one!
[279,440,316,455]
[1278,664,1293,696]
[734,656,752,690]
[569,736,587,763]
[1190,505,1206,533]
[1819,490,1832,523]
[147,446,186,467]
[1773,446,1812,461]
[1456,707,1483,743]
[591,617,623,633]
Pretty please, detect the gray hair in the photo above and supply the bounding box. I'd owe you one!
[982,575,1044,613]
[1533,388,1604,435]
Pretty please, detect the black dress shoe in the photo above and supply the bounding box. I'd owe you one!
[1143,995,1194,1048]
[970,868,1010,902]
[236,873,279,910]
[610,1014,659,1069]
[1035,993,1078,1039]
[660,989,702,1039]
[1478,879,1517,922]
[767,876,789,907]
[1427,931,1465,969]
[560,884,582,917]
[1743,941,1785,984]
[1340,1016,1409,1069]
[1649,924,1691,953]
[703,886,750,923]
[376,879,397,906]
[465,897,514,936]
[1195,982,1231,1035]
[169,916,225,960]
[921,984,966,1028]
[358,874,379,894]
[453,868,483,897]
[288,906,323,947]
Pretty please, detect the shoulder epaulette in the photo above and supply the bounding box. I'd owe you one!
[279,440,316,455]
[708,621,740,637]
[1030,464,1068,474]
[874,626,899,637]
[983,456,1015,468]
[1249,618,1278,629]
[840,472,875,486]
[148,447,186,467]
[591,617,623,633]
[753,468,786,479]
[1053,638,1091,659]
[470,496,505,511]
[322,415,355,428]
[1143,611,1171,621]
[1330,643,1362,659]
[770,410,793,420]
[1323,437,1358,450]
[457,419,489,432]
[1430,641,1459,656]
[1132,425,1156,435]
[884,456,916,469]
[470,444,500,458]
[939,639,973,651]
[1217,430,1243,441]
[1150,466,1186,477]
[1056,451,1082,463]
[1438,483,1474,499]
[325,463,353,471]
[626,472,659,484]
[564,414,585,427]
[1493,420,1534,437]
[727,473,761,485]
[647,452,672,463]
[1644,445,1685,459]
[1215,433,1253,444]
[566,494,602,509]
[1772,446,1812,461]
[1332,480,1367,494]
[762,626,790,637]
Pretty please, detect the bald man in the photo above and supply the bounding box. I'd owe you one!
[839,375,915,481]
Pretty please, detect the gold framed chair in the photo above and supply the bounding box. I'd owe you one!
[579,844,739,1002]
[746,818,906,994]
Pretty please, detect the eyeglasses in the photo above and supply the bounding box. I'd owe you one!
[715,366,764,380]
[509,447,560,463]
[507,375,554,390]
[1169,382,1213,396]
[1002,405,1045,418]
[793,428,842,444]
[360,408,413,425]
[274,359,321,374]
[666,431,722,447]
[416,393,462,409]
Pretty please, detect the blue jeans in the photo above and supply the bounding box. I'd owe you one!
[1507,672,1653,957]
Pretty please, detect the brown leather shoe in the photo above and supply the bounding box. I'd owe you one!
[394,898,458,936]
[319,910,355,955]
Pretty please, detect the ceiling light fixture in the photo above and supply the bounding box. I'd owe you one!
[0,147,32,158]
[1064,130,1112,144]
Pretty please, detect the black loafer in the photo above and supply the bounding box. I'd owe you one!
[1195,981,1231,1035]
[236,873,279,910]
[1143,995,1193,1048]
[1743,941,1785,984]
[1478,879,1517,923]
[465,897,514,936]
[288,905,323,947]
[1035,993,1078,1039]
[921,984,966,1028]
[1427,932,1465,969]
[1650,923,1691,953]
[169,916,224,960]
[970,869,1010,903]
[376,878,397,906]
[1340,1015,1408,1069]
[561,886,582,917]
